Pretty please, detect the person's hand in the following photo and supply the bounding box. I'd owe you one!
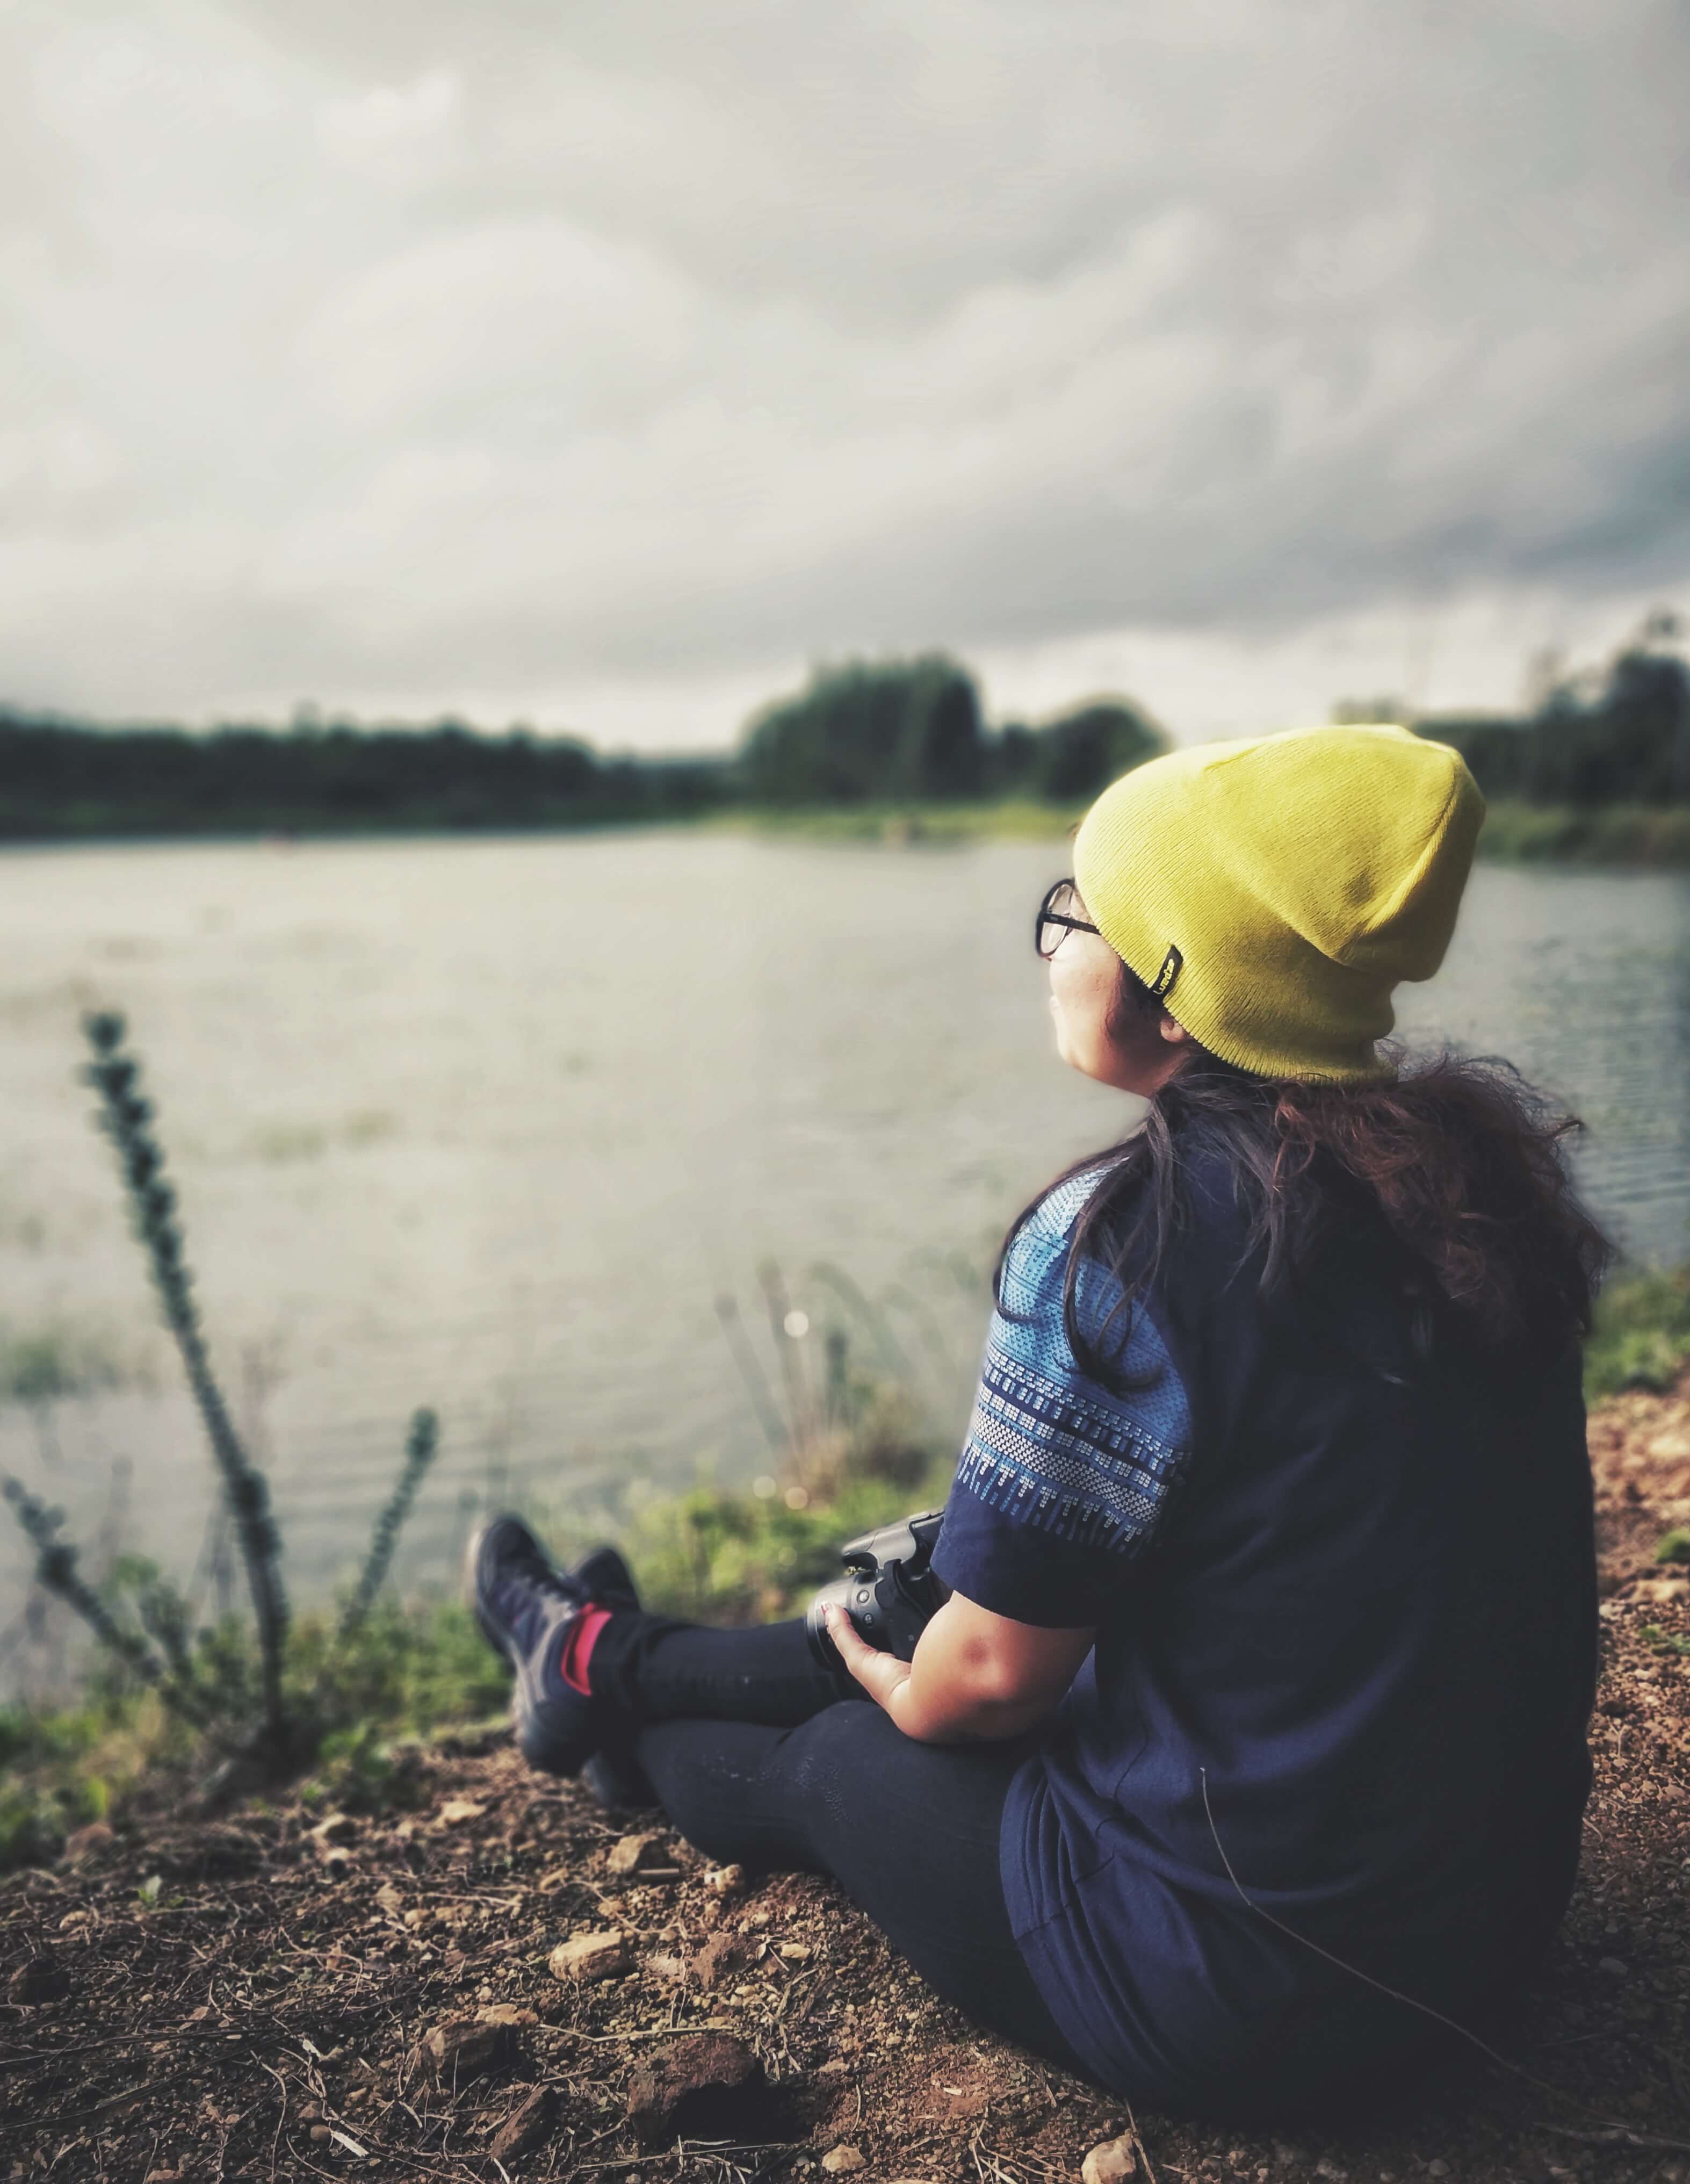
[824,1591,1095,1744]
[821,1602,911,1711]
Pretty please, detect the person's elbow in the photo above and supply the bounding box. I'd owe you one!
[892,1595,1094,1743]
[955,1628,1057,1713]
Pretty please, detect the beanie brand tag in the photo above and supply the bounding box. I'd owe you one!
[1150,945,1182,1000]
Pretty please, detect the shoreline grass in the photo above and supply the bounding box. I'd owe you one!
[3,797,1687,864]
[5,1262,1686,1869]
[1472,801,1690,868]
[724,797,1690,866]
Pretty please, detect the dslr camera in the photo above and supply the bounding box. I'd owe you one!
[805,1509,949,1671]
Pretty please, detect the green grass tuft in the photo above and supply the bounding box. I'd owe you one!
[1584,1266,1690,1400]
[0,1594,511,1866]
[1475,801,1690,867]
[624,1460,951,1628]
[0,1320,129,1406]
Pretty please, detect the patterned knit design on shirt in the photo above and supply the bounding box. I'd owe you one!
[955,1171,1193,1553]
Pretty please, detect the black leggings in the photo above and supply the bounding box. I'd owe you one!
[588,1613,1084,2073]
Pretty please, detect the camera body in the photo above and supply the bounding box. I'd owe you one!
[805,1509,949,1670]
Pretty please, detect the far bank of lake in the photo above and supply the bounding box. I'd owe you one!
[4,797,1690,866]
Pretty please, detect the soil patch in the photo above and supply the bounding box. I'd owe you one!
[4,1384,1687,2182]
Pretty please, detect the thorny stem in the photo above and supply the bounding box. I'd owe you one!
[338,1408,439,1645]
[80,1011,292,1761]
[1,1477,217,1733]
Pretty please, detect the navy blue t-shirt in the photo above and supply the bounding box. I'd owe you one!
[932,1154,1596,2107]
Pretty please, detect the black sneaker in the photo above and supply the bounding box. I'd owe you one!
[571,1543,639,1613]
[467,1516,607,1777]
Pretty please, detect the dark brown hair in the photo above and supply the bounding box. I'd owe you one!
[999,961,1612,1382]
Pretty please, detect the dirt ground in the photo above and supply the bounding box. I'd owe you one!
[3,1381,1687,2184]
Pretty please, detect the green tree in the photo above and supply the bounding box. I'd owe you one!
[738,655,985,804]
[991,699,1166,801]
[1424,612,1690,808]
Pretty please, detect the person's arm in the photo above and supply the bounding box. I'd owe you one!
[822,1589,1094,1745]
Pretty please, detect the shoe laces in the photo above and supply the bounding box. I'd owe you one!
[489,1540,582,1657]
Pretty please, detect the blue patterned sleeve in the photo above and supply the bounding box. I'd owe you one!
[931,1173,1193,1627]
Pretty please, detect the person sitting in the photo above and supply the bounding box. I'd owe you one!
[471,723,1606,2117]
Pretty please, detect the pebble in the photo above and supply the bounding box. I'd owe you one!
[548,1929,630,1983]
[490,2085,559,2164]
[821,2149,865,2175]
[415,2015,516,2082]
[607,1832,666,1877]
[1597,1955,1629,1977]
[690,1931,745,1991]
[626,2031,764,2144]
[1426,2164,1450,2179]
[1081,2135,1140,2184]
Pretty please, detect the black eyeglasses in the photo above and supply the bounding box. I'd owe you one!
[1035,878,1099,960]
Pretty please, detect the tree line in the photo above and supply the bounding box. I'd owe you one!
[2,619,1684,842]
[0,656,1165,840]
[1417,612,1690,806]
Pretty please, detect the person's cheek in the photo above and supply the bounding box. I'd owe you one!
[1047,971,1077,1060]
[1058,964,1096,1069]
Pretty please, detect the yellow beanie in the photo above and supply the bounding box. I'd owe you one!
[1072,723,1484,1082]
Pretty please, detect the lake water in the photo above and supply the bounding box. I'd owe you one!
[2,832,1687,1644]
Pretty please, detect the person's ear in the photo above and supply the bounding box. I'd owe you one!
[1157,1016,1193,1046]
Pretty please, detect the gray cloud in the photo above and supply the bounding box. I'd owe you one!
[2,0,1686,743]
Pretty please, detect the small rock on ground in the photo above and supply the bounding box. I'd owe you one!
[414,2015,516,2082]
[490,2085,558,2163]
[1082,2135,1140,2184]
[606,1830,667,1876]
[548,1928,629,1982]
[627,2030,765,2145]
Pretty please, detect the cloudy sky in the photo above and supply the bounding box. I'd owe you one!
[3,1,1687,751]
